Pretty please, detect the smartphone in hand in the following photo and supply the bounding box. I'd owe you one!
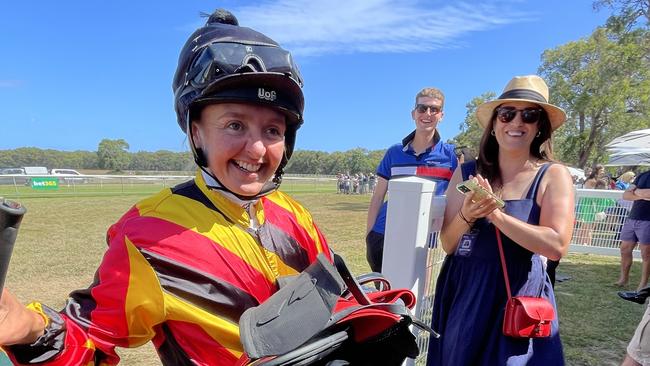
[456,179,505,208]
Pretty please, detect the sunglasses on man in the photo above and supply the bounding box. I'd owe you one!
[415,104,442,114]
[495,106,543,124]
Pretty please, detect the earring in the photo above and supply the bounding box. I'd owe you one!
[536,131,541,138]
[491,130,496,136]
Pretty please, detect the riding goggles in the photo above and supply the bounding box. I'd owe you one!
[186,42,303,91]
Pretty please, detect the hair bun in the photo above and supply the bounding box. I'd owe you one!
[206,9,239,26]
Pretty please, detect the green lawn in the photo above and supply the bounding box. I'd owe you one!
[1,189,645,365]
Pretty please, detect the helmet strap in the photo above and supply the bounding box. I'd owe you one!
[201,166,280,201]
[187,116,209,167]
[194,147,209,167]
[273,149,290,184]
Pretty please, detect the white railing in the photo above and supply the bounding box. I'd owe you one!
[0,173,338,198]
[0,174,193,197]
[571,188,639,258]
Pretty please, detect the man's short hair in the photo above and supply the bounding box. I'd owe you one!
[415,87,445,109]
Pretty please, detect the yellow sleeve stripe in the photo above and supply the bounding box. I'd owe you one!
[124,238,166,347]
[163,292,242,357]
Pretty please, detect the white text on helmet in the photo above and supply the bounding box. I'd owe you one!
[258,88,277,102]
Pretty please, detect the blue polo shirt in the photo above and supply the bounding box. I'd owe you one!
[629,170,650,221]
[371,130,457,234]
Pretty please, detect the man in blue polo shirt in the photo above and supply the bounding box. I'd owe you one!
[365,87,457,272]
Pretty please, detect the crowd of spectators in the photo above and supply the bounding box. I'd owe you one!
[573,164,637,191]
[336,173,376,194]
[574,165,640,246]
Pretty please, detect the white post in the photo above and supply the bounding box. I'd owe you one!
[383,177,442,309]
[382,176,446,366]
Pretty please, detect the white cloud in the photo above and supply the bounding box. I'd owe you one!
[233,0,536,56]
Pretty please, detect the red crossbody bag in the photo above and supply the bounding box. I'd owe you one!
[496,229,555,338]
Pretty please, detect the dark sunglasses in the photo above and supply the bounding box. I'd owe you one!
[495,107,543,124]
[415,104,442,114]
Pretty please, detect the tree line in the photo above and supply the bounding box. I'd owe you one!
[286,148,385,175]
[0,140,386,175]
[0,142,196,173]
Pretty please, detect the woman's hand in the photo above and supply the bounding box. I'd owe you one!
[459,175,502,222]
[0,288,45,346]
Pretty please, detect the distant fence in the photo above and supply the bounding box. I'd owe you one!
[0,174,337,198]
[570,188,639,258]
[1,177,635,257]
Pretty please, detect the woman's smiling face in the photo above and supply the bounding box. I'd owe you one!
[191,103,286,196]
[493,101,541,151]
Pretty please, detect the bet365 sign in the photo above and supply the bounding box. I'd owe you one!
[30,177,59,190]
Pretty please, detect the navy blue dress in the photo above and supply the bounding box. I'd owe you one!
[427,162,564,365]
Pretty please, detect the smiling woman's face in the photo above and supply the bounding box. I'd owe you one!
[191,103,286,196]
[493,101,540,152]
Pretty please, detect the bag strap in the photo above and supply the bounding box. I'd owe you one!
[332,253,438,337]
[334,253,371,305]
[330,302,434,334]
[496,229,512,300]
[354,272,391,292]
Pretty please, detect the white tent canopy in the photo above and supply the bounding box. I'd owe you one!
[606,128,650,151]
[605,129,650,166]
[566,166,585,179]
[605,150,650,166]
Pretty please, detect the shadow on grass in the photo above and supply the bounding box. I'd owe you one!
[325,201,370,212]
[555,254,647,366]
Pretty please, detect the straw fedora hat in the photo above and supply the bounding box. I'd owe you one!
[476,75,566,131]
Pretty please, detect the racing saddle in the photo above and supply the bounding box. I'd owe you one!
[235,253,438,366]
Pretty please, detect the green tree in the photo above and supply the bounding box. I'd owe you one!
[285,148,385,175]
[326,151,348,174]
[367,149,385,172]
[97,139,131,171]
[594,0,650,29]
[450,92,495,158]
[0,148,99,170]
[286,150,326,174]
[345,148,374,174]
[539,27,650,168]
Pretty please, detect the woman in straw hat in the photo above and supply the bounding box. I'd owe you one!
[427,75,574,365]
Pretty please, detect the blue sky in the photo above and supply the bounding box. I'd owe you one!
[0,1,610,153]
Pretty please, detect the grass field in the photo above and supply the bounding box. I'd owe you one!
[1,185,646,365]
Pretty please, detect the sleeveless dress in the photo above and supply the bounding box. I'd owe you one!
[426,162,564,365]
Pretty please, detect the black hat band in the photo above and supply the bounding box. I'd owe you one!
[498,89,547,103]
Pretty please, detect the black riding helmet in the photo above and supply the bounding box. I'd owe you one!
[173,9,304,199]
